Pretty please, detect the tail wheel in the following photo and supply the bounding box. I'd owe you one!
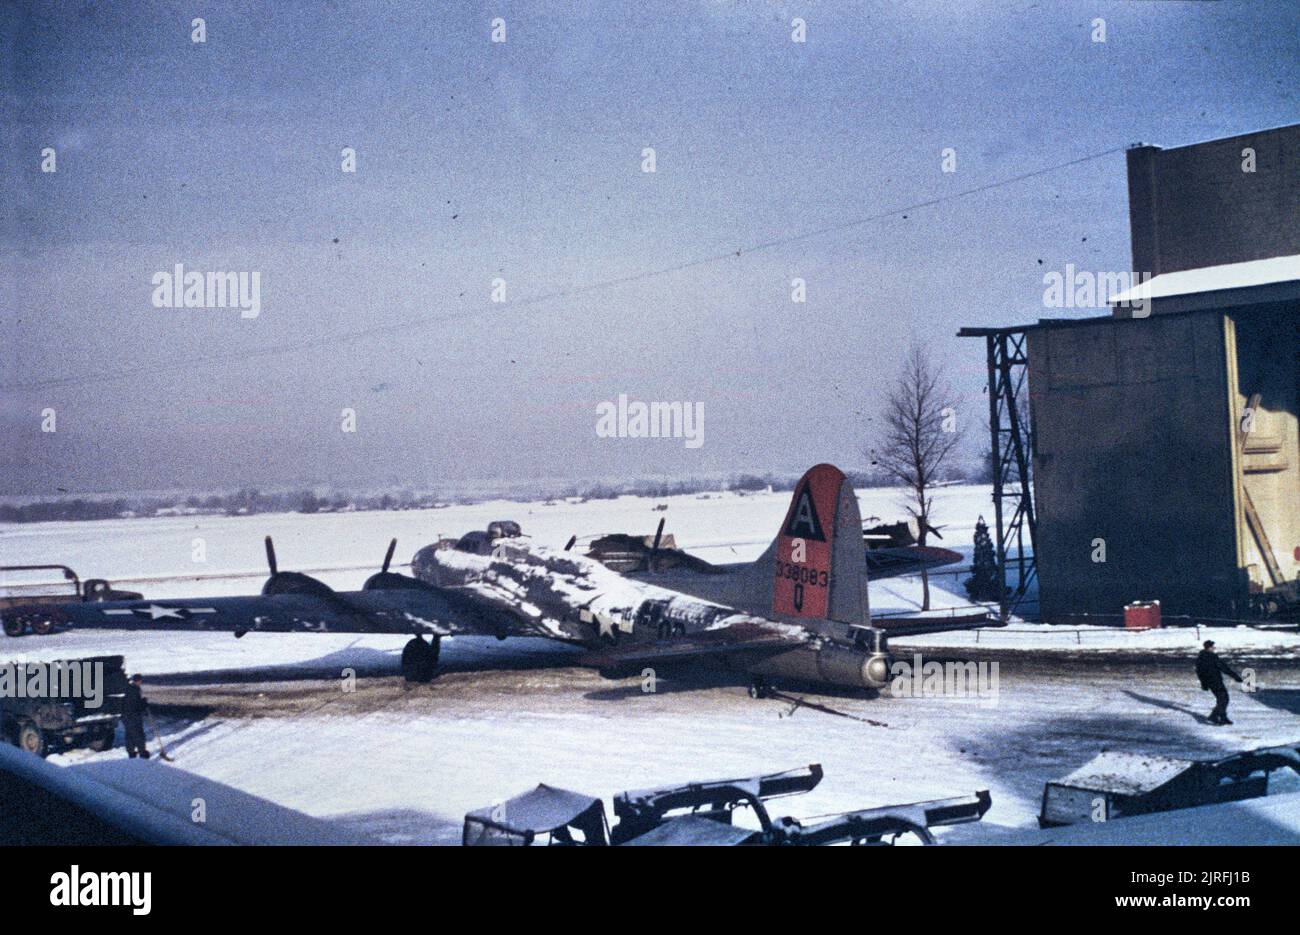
[428,635,441,667]
[18,720,47,757]
[401,637,439,683]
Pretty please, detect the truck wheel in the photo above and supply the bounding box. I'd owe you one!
[2,616,25,637]
[18,720,47,757]
[30,618,54,636]
[89,730,115,752]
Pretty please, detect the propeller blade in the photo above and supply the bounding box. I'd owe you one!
[649,517,665,572]
[563,535,577,551]
[382,538,397,573]
[264,536,278,576]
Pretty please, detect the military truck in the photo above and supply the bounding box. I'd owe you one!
[0,655,128,757]
[0,565,142,636]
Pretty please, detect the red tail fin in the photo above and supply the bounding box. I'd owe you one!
[771,464,867,624]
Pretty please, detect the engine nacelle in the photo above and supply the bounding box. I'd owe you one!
[749,643,892,691]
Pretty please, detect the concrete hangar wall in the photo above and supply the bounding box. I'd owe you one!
[1027,124,1300,621]
[1028,300,1300,619]
[1126,124,1300,276]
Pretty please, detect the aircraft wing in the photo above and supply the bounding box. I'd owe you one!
[0,586,516,639]
[577,617,810,669]
[873,611,1002,637]
[865,545,963,580]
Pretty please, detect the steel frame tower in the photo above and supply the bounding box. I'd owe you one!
[959,326,1038,621]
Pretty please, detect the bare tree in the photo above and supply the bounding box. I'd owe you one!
[869,342,964,610]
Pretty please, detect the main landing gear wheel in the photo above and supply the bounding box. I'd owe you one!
[401,636,441,683]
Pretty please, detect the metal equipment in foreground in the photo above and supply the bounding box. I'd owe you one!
[610,763,825,843]
[1039,740,1300,827]
[462,784,610,846]
[463,764,991,846]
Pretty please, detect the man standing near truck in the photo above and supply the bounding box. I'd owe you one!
[122,673,150,759]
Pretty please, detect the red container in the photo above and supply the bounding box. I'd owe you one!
[1124,600,1161,630]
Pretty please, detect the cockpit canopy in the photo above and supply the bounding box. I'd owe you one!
[453,521,523,555]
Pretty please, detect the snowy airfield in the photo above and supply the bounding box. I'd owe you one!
[4,484,1300,844]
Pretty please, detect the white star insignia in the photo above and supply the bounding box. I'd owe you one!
[142,604,185,619]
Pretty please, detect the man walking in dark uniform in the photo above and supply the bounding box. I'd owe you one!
[122,673,151,759]
[1196,640,1243,725]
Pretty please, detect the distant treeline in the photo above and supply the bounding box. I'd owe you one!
[0,489,442,524]
[0,466,981,525]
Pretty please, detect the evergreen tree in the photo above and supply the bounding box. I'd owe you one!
[965,515,1002,602]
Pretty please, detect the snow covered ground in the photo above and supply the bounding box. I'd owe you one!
[26,651,1300,845]
[3,485,1299,844]
[0,484,989,608]
[895,622,1300,658]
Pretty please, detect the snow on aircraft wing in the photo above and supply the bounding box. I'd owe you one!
[421,537,815,645]
[0,586,509,639]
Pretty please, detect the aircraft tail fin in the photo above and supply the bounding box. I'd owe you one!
[765,463,868,625]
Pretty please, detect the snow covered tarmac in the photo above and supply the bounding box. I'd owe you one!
[4,487,1300,844]
[26,642,1300,844]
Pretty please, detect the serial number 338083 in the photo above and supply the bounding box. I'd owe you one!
[773,560,828,588]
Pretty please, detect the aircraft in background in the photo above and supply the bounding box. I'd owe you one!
[576,514,962,588]
[1,465,997,696]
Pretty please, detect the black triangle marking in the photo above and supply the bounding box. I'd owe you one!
[784,483,827,541]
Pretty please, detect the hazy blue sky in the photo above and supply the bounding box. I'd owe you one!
[3,1,1297,495]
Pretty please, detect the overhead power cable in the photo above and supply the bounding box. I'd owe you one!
[3,145,1127,392]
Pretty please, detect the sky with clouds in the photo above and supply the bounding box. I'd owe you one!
[2,0,1297,495]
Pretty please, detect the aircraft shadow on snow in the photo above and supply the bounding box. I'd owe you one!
[582,663,883,703]
[142,638,585,687]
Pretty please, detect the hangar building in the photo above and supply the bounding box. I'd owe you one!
[967,123,1300,621]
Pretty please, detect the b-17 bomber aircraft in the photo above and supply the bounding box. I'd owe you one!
[0,465,996,695]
